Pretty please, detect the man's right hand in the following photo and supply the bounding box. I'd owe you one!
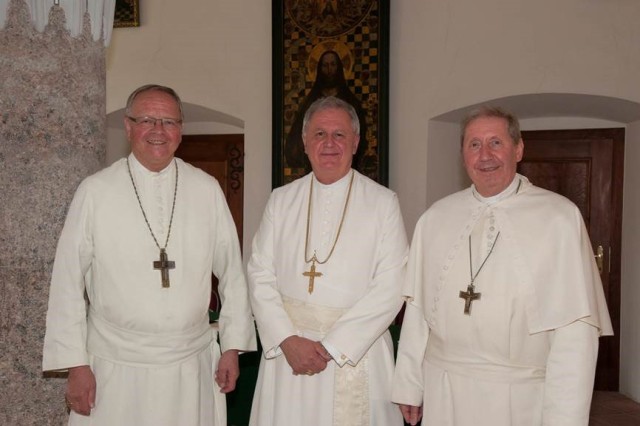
[65,365,96,416]
[280,335,328,376]
[399,404,423,425]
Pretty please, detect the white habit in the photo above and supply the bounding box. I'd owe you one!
[248,170,408,426]
[392,175,613,426]
[43,154,256,426]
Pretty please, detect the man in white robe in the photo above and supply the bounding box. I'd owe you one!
[43,84,256,426]
[392,106,613,426]
[248,96,408,425]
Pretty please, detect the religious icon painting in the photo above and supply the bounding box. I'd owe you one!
[272,0,390,187]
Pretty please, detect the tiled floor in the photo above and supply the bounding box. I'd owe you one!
[590,391,640,426]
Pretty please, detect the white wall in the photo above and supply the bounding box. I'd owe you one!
[424,120,468,208]
[621,119,640,399]
[106,0,640,400]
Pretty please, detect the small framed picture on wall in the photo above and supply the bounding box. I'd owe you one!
[114,0,140,28]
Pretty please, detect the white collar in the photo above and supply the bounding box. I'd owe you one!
[473,175,521,205]
[312,169,353,191]
[128,153,175,177]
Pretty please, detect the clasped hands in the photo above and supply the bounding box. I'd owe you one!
[280,335,332,376]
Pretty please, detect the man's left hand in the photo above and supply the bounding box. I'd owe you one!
[215,349,239,393]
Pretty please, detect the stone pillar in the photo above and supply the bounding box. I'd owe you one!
[0,1,105,423]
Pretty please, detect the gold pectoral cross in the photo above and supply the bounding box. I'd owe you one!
[153,248,175,288]
[459,283,481,315]
[302,256,323,294]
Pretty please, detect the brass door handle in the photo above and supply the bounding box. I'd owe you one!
[595,245,604,274]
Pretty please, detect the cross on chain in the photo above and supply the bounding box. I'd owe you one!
[459,284,481,315]
[153,248,175,288]
[302,257,323,294]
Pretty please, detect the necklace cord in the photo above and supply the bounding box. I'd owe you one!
[469,232,500,285]
[304,170,355,264]
[126,158,178,250]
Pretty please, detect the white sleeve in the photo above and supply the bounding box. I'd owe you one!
[542,319,599,425]
[391,301,429,406]
[247,194,298,357]
[321,194,408,365]
[42,181,93,371]
[211,181,256,353]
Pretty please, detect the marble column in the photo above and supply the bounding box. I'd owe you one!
[0,1,106,423]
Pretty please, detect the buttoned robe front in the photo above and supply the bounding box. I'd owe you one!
[43,155,256,426]
[392,176,613,426]
[248,171,408,426]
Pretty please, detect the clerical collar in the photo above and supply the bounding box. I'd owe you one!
[312,169,353,190]
[473,175,522,205]
[128,153,176,177]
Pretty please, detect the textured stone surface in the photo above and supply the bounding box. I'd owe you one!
[0,0,106,423]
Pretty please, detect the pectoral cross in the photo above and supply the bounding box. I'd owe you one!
[153,248,175,288]
[302,256,323,294]
[459,283,481,315]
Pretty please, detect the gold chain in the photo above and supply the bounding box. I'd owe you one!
[126,158,178,251]
[304,171,355,265]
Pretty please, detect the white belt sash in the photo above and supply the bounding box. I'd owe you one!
[87,310,214,367]
[283,297,370,426]
[426,334,545,383]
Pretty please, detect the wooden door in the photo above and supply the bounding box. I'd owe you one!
[175,134,244,312]
[517,128,624,391]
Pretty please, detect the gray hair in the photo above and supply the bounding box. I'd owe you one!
[124,84,184,119]
[302,96,360,137]
[460,105,521,145]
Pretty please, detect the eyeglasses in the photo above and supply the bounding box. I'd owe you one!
[126,116,183,130]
